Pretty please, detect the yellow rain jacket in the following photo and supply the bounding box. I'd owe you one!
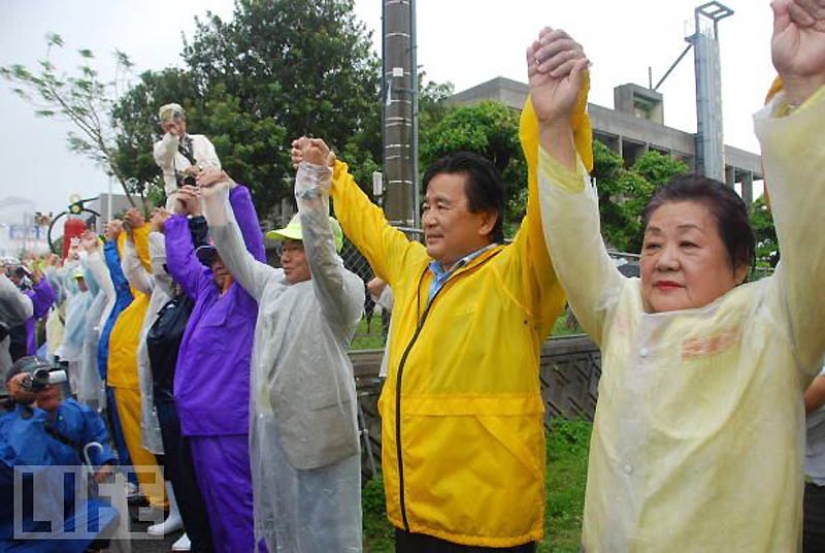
[330,84,592,546]
[107,227,151,390]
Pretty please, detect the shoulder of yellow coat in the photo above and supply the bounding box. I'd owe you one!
[519,70,594,172]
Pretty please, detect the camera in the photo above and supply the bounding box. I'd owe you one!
[22,367,68,392]
[176,172,197,188]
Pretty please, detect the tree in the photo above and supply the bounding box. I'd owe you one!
[0,33,140,204]
[419,101,526,236]
[175,0,383,217]
[750,196,778,268]
[591,142,689,252]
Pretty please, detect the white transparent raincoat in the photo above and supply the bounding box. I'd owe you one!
[121,233,170,455]
[0,274,33,378]
[205,163,364,552]
[76,250,111,410]
[538,88,825,551]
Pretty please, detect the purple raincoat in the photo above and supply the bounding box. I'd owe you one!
[164,185,264,437]
[23,279,56,356]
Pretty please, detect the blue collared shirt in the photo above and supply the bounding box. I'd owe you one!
[427,243,498,302]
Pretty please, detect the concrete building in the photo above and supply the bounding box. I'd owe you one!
[448,77,761,208]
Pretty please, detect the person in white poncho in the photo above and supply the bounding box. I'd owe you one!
[529,1,825,550]
[198,139,364,552]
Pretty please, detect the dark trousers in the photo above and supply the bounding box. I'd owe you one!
[156,395,215,553]
[395,529,536,553]
[804,481,825,553]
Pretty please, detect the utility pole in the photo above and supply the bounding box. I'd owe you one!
[382,0,418,227]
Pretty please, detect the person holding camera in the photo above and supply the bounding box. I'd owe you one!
[0,356,120,552]
[153,103,221,210]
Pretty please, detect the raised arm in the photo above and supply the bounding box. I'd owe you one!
[27,274,56,320]
[295,141,364,331]
[121,216,154,296]
[294,139,423,287]
[164,214,207,301]
[0,274,33,326]
[757,0,825,375]
[200,173,272,301]
[103,234,132,308]
[531,28,626,345]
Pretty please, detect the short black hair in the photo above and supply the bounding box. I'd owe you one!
[422,151,505,243]
[642,174,755,273]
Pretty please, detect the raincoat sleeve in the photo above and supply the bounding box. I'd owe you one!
[537,147,624,346]
[511,88,593,335]
[28,277,56,320]
[164,214,208,301]
[154,133,180,197]
[104,240,132,306]
[756,86,825,376]
[122,234,153,296]
[329,160,423,287]
[85,250,114,304]
[203,185,272,301]
[149,232,174,298]
[79,252,100,297]
[296,162,365,330]
[0,274,33,325]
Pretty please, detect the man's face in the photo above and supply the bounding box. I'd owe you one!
[161,116,187,136]
[210,255,233,291]
[280,240,311,284]
[35,385,62,413]
[421,173,496,268]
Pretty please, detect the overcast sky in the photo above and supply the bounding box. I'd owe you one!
[0,0,774,216]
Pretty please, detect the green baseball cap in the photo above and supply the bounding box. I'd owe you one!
[266,214,344,253]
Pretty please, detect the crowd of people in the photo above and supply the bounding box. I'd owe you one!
[1,0,824,551]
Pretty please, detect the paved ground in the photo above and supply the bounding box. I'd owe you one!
[123,505,185,552]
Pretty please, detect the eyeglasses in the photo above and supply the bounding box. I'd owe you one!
[276,243,305,256]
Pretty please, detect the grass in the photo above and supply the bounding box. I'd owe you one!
[362,419,593,552]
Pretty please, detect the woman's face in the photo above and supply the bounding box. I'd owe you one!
[640,201,748,313]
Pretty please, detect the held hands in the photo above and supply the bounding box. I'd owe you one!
[291,137,336,170]
[172,185,203,217]
[80,231,99,253]
[527,27,589,124]
[772,0,825,105]
[150,208,171,233]
[104,220,123,242]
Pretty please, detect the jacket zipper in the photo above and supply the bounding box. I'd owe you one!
[393,251,501,531]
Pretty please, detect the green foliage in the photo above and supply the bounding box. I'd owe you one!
[362,475,394,552]
[541,419,592,552]
[1,33,137,201]
[176,0,382,216]
[591,141,689,253]
[750,196,779,268]
[420,101,526,235]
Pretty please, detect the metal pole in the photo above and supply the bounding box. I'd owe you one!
[382,0,416,227]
